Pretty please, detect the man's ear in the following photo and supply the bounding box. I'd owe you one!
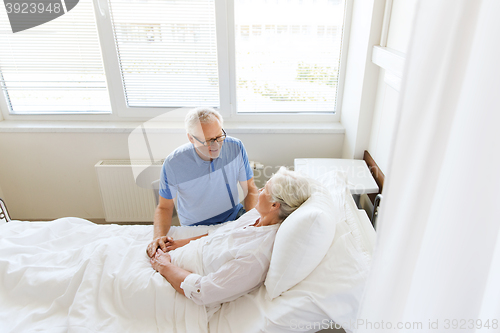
[187,133,194,144]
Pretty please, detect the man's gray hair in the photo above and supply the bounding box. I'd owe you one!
[185,107,223,135]
[268,167,312,222]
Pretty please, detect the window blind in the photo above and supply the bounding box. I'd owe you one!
[108,0,220,108]
[234,0,346,113]
[0,0,111,114]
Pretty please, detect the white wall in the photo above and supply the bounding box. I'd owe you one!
[340,0,385,159]
[367,69,401,173]
[368,0,417,173]
[0,130,343,220]
[386,0,418,53]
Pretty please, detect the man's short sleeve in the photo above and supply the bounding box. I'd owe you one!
[238,141,253,181]
[159,162,177,199]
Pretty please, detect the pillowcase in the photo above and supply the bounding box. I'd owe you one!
[264,171,348,300]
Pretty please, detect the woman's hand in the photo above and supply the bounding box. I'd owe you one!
[149,249,191,296]
[150,249,172,274]
[165,238,190,252]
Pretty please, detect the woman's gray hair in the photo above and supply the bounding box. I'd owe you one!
[185,107,223,135]
[268,167,312,222]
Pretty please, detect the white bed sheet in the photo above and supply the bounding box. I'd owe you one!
[0,218,215,333]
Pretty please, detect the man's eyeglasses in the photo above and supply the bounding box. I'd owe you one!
[192,128,227,146]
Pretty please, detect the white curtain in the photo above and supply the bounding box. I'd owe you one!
[355,0,500,332]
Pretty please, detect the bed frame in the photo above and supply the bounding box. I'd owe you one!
[0,198,11,223]
[363,150,385,227]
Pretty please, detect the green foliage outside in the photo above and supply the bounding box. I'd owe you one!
[238,63,338,102]
[295,62,338,86]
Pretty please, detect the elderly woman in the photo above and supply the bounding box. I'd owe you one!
[150,167,312,314]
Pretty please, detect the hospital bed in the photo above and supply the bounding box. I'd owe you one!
[0,171,376,333]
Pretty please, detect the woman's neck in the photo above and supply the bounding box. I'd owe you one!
[254,213,281,227]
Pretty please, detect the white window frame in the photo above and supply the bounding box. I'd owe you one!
[0,0,353,123]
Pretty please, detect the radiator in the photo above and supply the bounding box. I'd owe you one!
[95,160,163,222]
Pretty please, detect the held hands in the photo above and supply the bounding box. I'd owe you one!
[146,236,191,257]
[146,236,171,258]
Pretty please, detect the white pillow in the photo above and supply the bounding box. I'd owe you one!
[264,171,348,299]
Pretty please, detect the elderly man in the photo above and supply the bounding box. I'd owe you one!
[147,107,259,257]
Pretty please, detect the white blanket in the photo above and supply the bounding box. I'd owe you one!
[0,218,213,333]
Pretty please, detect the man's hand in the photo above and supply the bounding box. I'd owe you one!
[147,236,172,258]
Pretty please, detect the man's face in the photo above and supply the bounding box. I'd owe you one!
[189,119,224,160]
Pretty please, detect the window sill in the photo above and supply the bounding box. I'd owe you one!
[0,120,345,134]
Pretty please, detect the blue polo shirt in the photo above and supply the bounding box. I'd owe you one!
[159,136,253,226]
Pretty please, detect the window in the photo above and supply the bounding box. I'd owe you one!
[108,0,220,108]
[234,0,346,113]
[0,0,110,114]
[0,0,349,119]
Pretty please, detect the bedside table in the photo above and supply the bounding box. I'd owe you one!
[294,158,379,206]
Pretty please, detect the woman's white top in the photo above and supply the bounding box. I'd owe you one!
[173,208,279,312]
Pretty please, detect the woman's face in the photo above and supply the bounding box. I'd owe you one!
[255,180,275,216]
